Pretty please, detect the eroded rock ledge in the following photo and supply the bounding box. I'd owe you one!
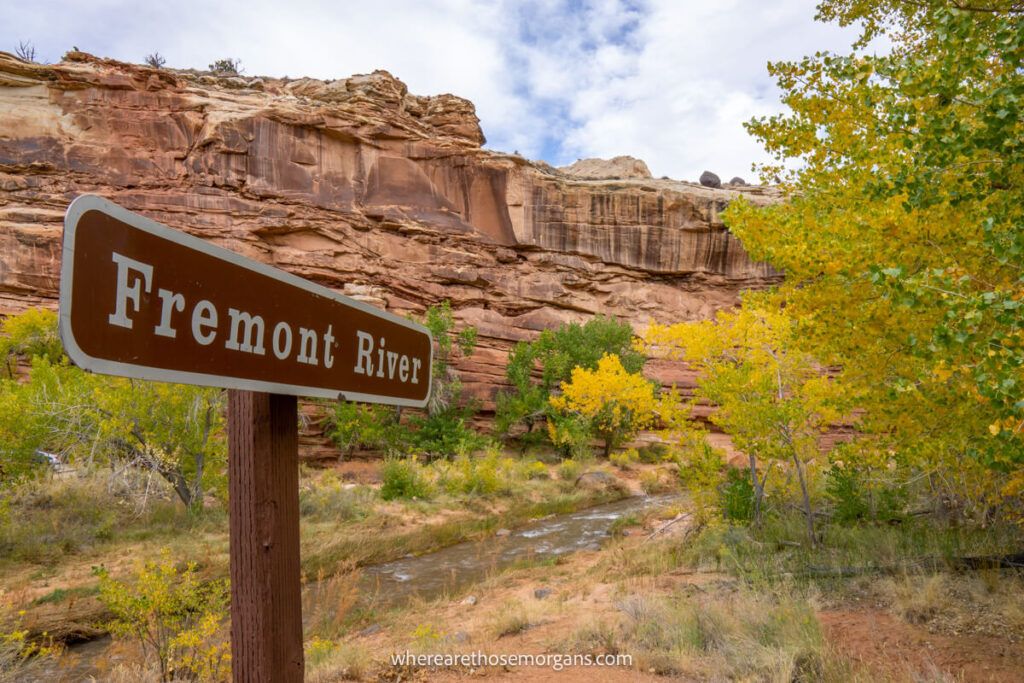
[0,51,781,451]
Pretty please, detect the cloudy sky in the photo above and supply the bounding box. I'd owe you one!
[2,0,863,182]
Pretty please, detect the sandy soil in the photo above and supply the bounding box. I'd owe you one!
[345,516,1024,683]
[820,609,1024,683]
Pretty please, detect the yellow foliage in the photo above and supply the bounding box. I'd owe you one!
[549,354,658,456]
[96,549,230,682]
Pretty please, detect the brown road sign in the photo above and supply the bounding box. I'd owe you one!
[59,194,433,406]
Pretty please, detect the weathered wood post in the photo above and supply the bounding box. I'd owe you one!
[228,391,303,682]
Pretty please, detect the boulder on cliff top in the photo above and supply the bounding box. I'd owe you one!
[699,171,722,188]
[559,156,652,180]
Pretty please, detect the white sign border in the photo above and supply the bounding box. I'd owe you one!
[59,194,433,408]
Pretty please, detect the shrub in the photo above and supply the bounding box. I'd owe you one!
[420,301,477,418]
[558,459,582,482]
[407,403,487,460]
[380,458,432,501]
[639,469,669,494]
[299,474,372,522]
[208,58,241,75]
[145,52,166,68]
[720,468,755,523]
[546,412,593,460]
[304,636,335,668]
[610,448,640,470]
[524,460,549,480]
[675,440,726,520]
[824,460,907,524]
[326,402,406,457]
[637,443,669,464]
[95,551,230,682]
[442,454,502,496]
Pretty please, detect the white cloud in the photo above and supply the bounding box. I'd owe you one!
[0,0,864,181]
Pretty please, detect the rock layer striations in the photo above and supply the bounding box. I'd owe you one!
[0,52,781,444]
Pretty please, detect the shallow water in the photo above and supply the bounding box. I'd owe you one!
[351,494,677,607]
[41,494,678,680]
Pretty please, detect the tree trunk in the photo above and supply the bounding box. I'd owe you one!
[792,452,817,546]
[749,453,764,527]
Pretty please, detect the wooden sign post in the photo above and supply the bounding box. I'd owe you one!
[58,195,432,682]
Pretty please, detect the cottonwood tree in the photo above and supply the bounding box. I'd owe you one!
[548,353,659,458]
[497,316,644,442]
[644,308,847,543]
[0,309,225,509]
[724,0,1024,519]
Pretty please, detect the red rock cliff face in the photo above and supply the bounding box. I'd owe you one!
[0,52,780,446]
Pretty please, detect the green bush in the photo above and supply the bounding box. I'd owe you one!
[325,402,406,457]
[327,301,484,461]
[673,439,726,520]
[720,468,755,523]
[824,462,907,524]
[637,443,669,464]
[380,458,432,501]
[497,315,644,442]
[208,57,241,74]
[407,403,487,459]
[546,412,594,460]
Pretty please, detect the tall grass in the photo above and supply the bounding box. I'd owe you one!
[680,512,1024,582]
[0,472,206,567]
[566,588,871,681]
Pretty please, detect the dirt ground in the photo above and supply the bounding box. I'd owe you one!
[819,609,1024,683]
[345,513,1024,683]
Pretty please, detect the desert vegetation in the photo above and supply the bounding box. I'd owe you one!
[1,0,1022,681]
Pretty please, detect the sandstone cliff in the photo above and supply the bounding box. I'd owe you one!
[0,51,781,454]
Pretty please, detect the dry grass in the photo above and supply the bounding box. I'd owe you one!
[488,601,535,639]
[304,640,370,682]
[885,574,950,625]
[559,585,883,681]
[0,471,199,568]
[881,571,1024,641]
[306,565,363,639]
[92,663,162,683]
